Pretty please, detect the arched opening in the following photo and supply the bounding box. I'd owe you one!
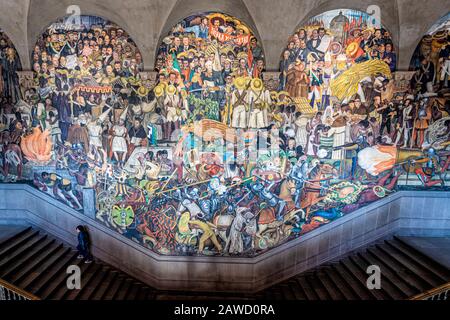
[153,12,265,126]
[31,15,144,123]
[279,8,395,108]
[0,27,22,106]
[25,14,149,166]
[409,12,449,92]
[1,15,149,215]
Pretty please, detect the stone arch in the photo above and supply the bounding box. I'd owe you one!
[26,1,144,69]
[278,8,396,106]
[408,12,449,71]
[281,7,397,60]
[30,14,144,108]
[155,0,265,65]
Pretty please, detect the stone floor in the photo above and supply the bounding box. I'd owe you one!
[398,236,450,269]
[0,225,28,243]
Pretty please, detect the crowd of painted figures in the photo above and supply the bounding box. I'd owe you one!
[0,11,449,257]
[153,13,266,130]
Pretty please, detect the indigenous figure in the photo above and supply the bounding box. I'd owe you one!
[111,115,128,164]
[411,99,432,148]
[163,85,180,141]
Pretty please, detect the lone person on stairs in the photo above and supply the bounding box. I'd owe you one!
[76,225,93,263]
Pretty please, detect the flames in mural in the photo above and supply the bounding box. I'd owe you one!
[358,146,427,176]
[20,128,53,164]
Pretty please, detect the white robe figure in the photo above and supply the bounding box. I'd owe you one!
[112,125,127,153]
[395,103,413,147]
[248,89,271,129]
[328,125,346,160]
[48,110,62,146]
[321,105,335,126]
[231,89,249,128]
[306,131,318,156]
[181,96,189,122]
[36,103,47,129]
[226,208,247,254]
[164,93,180,122]
[87,121,103,148]
[295,115,309,149]
[440,59,450,87]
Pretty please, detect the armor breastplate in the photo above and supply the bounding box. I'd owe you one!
[261,189,273,200]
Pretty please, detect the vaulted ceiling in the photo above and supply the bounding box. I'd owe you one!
[0,0,448,70]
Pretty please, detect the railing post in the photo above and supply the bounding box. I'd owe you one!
[0,286,5,300]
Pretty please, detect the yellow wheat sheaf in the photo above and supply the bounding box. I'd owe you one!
[330,59,392,101]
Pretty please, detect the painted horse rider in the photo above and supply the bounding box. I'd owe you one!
[249,179,286,221]
[288,155,309,209]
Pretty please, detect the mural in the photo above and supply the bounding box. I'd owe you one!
[154,12,265,128]
[409,12,450,92]
[0,11,449,258]
[0,28,22,106]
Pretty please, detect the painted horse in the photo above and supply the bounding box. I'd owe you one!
[277,178,296,211]
[301,163,338,218]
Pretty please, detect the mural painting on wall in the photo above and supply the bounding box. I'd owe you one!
[409,12,450,93]
[1,15,147,209]
[0,28,23,183]
[0,28,22,108]
[0,10,449,257]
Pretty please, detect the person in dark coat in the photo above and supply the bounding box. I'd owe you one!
[76,225,92,263]
[2,47,22,104]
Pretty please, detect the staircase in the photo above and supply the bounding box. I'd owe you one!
[1,225,449,300]
[258,237,450,300]
[0,226,157,300]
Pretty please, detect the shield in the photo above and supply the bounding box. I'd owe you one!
[111,205,135,227]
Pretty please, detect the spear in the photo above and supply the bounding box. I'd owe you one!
[157,168,178,193]
[156,177,214,195]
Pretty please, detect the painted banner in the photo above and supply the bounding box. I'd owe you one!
[209,26,252,46]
